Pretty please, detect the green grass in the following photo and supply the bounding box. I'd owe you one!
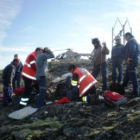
[0,70,2,75]
[0,84,2,93]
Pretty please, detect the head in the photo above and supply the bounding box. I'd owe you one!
[91,38,100,48]
[124,32,134,41]
[43,47,49,54]
[12,58,20,67]
[115,36,121,45]
[68,64,76,73]
[35,47,43,54]
[14,54,18,59]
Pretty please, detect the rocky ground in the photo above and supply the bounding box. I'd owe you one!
[0,59,140,140]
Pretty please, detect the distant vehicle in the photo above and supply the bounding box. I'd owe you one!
[55,49,90,60]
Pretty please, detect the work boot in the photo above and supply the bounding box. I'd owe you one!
[87,94,100,104]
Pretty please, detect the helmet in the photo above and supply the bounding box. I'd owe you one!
[115,36,121,40]
[92,38,100,44]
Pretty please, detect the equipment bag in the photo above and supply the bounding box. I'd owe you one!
[104,91,127,106]
[14,87,25,97]
[110,83,125,95]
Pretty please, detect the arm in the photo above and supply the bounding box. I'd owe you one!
[71,73,79,87]
[29,55,36,71]
[128,40,137,59]
[8,65,15,86]
[20,62,23,71]
[43,50,55,59]
[102,43,110,55]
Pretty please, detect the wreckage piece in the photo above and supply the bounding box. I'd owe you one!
[8,106,38,120]
[51,72,72,84]
[55,49,90,60]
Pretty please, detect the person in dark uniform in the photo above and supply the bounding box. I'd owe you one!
[12,54,23,90]
[123,32,139,97]
[2,59,20,106]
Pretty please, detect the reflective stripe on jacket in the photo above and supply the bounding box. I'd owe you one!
[72,67,97,97]
[21,51,37,80]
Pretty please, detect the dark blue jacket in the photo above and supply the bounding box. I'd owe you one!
[2,64,16,84]
[111,44,124,62]
[124,38,139,64]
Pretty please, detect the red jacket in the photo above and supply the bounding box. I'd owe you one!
[21,51,38,80]
[72,67,97,97]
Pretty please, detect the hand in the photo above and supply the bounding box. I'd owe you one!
[127,58,132,64]
[8,84,12,88]
[102,42,106,47]
[44,47,51,53]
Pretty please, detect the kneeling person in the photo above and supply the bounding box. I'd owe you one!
[68,64,97,102]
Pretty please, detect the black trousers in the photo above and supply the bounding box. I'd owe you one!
[22,76,38,98]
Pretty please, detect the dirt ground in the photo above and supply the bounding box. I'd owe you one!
[0,60,140,140]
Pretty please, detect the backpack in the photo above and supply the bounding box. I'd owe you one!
[104,91,127,106]
[110,83,125,95]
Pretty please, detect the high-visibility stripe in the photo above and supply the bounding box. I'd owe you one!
[22,72,36,80]
[30,61,36,65]
[80,80,97,97]
[25,62,31,68]
[71,80,78,86]
[79,75,87,83]
[21,98,29,101]
[71,80,78,84]
[82,96,87,102]
[20,101,27,106]
[71,83,77,86]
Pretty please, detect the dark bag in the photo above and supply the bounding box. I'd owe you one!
[110,83,125,95]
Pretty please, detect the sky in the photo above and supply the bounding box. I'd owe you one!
[0,0,140,68]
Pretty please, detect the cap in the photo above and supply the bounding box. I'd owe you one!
[115,36,121,40]
[14,54,18,59]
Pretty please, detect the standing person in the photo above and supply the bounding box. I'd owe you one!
[12,54,23,90]
[123,32,139,97]
[91,38,109,92]
[20,47,43,106]
[36,47,54,108]
[2,59,20,106]
[111,36,124,84]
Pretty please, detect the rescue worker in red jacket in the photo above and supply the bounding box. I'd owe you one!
[20,47,43,106]
[68,64,97,101]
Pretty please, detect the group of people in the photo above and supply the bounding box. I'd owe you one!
[2,47,54,107]
[2,32,139,108]
[61,32,139,103]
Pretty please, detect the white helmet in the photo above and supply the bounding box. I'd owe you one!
[115,36,121,40]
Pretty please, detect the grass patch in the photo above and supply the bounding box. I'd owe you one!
[0,70,2,75]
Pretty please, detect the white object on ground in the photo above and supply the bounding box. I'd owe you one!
[61,73,72,80]
[51,72,72,84]
[45,101,53,105]
[99,95,104,100]
[51,77,61,83]
[8,106,38,120]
